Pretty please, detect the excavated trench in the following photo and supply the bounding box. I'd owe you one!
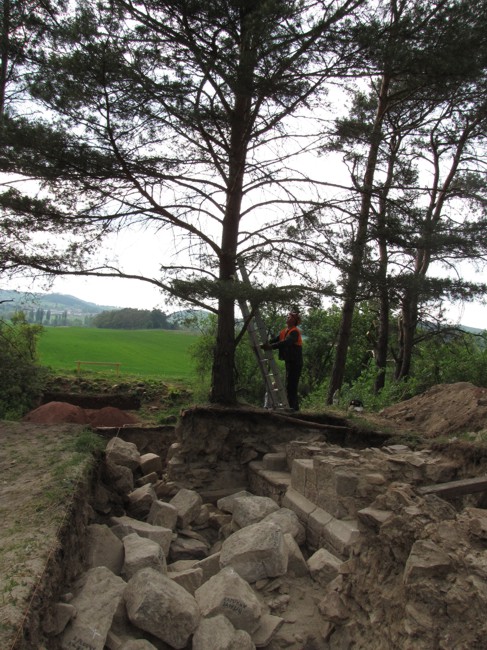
[12,394,487,650]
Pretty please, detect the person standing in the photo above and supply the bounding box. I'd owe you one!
[262,311,303,411]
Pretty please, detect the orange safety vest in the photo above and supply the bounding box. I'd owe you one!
[279,326,303,346]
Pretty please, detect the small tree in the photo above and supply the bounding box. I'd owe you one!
[0,313,46,418]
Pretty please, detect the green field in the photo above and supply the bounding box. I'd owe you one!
[37,327,200,379]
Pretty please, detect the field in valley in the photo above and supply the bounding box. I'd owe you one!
[37,326,200,379]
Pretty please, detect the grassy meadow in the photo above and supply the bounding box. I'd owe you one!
[37,327,200,379]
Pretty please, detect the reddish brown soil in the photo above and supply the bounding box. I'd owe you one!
[22,401,139,427]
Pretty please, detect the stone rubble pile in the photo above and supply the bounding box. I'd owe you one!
[51,437,324,650]
[47,415,487,650]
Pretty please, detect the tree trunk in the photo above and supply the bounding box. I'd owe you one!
[395,289,418,380]
[0,0,10,115]
[327,74,391,404]
[210,62,253,403]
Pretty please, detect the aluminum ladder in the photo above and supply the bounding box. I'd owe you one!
[237,263,289,410]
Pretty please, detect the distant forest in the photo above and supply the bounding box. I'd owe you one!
[92,308,178,330]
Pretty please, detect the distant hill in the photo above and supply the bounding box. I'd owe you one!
[0,290,210,328]
[0,289,116,315]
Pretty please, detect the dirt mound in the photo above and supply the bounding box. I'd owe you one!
[23,401,139,427]
[381,382,487,437]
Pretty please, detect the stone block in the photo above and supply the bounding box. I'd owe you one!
[170,488,203,528]
[220,521,288,583]
[86,524,124,575]
[60,567,126,650]
[281,488,316,526]
[125,567,200,649]
[321,517,360,559]
[148,500,178,530]
[106,437,141,471]
[307,548,343,586]
[232,495,280,528]
[169,567,204,595]
[290,459,313,496]
[139,452,163,476]
[122,532,167,580]
[110,515,173,556]
[263,452,288,472]
[195,566,262,634]
[283,533,309,578]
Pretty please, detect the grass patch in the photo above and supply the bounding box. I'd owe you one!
[38,327,200,380]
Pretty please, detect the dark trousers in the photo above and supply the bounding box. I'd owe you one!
[285,359,302,411]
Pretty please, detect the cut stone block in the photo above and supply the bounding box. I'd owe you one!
[262,508,306,545]
[139,452,163,476]
[148,500,178,530]
[86,523,124,575]
[195,566,262,634]
[281,487,316,526]
[169,567,204,595]
[192,614,255,650]
[124,567,200,649]
[122,532,167,580]
[127,484,157,519]
[106,437,141,471]
[170,488,203,528]
[283,533,309,578]
[232,495,280,528]
[217,490,254,514]
[110,515,173,556]
[220,521,288,583]
[307,548,343,586]
[60,567,126,650]
[263,452,288,472]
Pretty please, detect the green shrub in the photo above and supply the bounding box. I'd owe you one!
[0,313,47,419]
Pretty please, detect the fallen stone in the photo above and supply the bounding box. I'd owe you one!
[61,566,126,650]
[403,539,453,584]
[169,567,204,595]
[251,613,284,648]
[217,490,254,514]
[139,452,163,476]
[122,533,167,580]
[307,548,343,586]
[110,515,173,556]
[124,567,200,649]
[106,437,141,471]
[192,614,255,650]
[86,523,124,575]
[104,459,135,494]
[43,602,77,636]
[119,640,158,650]
[283,533,309,578]
[220,521,288,583]
[193,503,211,528]
[262,507,306,545]
[170,488,204,528]
[194,552,222,583]
[168,559,197,572]
[195,566,262,634]
[147,500,178,530]
[232,495,280,529]
[136,472,158,487]
[170,535,209,561]
[357,506,394,531]
[127,484,157,519]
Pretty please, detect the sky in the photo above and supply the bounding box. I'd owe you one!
[6,245,487,329]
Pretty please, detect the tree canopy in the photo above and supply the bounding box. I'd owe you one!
[1,0,487,406]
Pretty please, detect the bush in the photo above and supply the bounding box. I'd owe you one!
[0,313,47,419]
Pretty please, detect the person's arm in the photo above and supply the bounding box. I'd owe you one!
[266,329,298,351]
